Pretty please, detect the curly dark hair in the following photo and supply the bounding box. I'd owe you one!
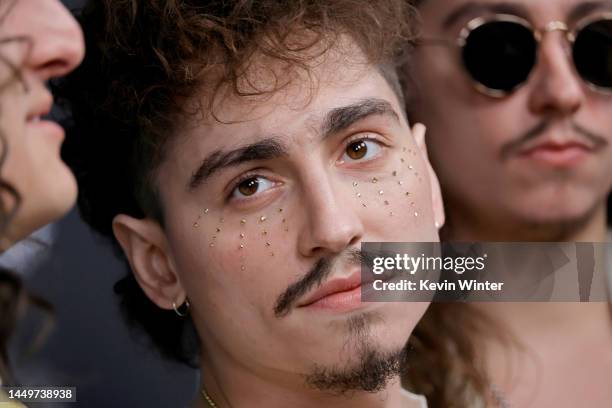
[55,0,419,366]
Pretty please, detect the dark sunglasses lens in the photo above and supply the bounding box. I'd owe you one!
[574,19,612,89]
[463,21,536,93]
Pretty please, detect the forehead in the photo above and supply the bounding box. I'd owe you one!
[420,0,612,28]
[171,52,403,159]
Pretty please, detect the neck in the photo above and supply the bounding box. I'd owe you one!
[444,201,608,242]
[448,200,612,372]
[479,302,612,338]
[193,355,412,408]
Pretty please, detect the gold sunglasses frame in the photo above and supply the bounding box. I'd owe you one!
[419,13,612,98]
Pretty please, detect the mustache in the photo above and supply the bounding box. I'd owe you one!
[499,121,609,160]
[273,249,364,318]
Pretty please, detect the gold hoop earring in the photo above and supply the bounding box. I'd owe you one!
[172,298,190,317]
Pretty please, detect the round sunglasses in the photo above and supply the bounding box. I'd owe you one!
[419,13,612,97]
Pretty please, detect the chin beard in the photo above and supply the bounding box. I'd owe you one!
[304,313,408,394]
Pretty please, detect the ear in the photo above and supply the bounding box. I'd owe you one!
[412,123,445,230]
[112,214,187,310]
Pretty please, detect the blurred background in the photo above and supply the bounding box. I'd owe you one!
[2,1,199,407]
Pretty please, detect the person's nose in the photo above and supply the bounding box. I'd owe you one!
[23,0,85,81]
[297,170,364,258]
[527,31,585,117]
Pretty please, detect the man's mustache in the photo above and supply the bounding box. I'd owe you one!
[273,249,364,318]
[500,121,609,160]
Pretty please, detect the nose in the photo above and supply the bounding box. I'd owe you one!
[527,32,585,117]
[20,0,85,81]
[297,171,364,258]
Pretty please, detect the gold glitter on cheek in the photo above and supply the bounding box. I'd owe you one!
[259,216,267,223]
[193,207,211,228]
[352,181,358,187]
[414,211,419,217]
[240,219,247,225]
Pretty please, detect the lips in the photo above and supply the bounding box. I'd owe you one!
[26,89,54,123]
[298,271,363,308]
[517,137,595,167]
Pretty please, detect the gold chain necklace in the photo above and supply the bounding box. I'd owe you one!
[201,388,218,408]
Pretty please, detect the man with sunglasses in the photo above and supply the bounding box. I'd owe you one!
[403,0,612,407]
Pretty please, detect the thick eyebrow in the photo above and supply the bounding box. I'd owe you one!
[188,138,287,191]
[568,1,612,25]
[187,98,400,192]
[443,2,531,29]
[321,98,400,139]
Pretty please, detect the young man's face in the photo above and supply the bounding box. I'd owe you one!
[409,0,612,228]
[127,44,443,390]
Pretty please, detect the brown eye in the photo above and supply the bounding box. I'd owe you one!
[231,176,275,199]
[346,140,368,160]
[342,138,382,163]
[238,178,260,196]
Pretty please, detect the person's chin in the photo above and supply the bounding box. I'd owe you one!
[512,195,601,227]
[47,167,78,216]
[35,167,78,225]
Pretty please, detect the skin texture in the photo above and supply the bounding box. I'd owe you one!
[408,0,612,241]
[0,0,84,248]
[113,44,444,407]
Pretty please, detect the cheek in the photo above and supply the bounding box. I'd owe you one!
[0,93,28,180]
[426,103,521,184]
[586,100,612,137]
[193,208,290,267]
[183,206,296,311]
[347,145,437,241]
